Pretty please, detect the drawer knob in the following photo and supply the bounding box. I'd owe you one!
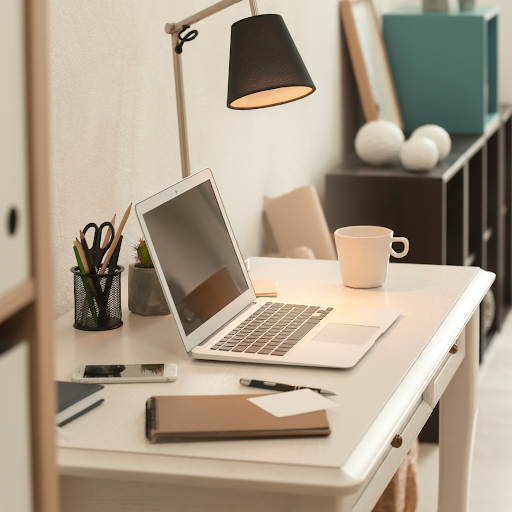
[391,435,403,448]
[449,344,459,354]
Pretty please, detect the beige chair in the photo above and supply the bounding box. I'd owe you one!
[263,185,337,260]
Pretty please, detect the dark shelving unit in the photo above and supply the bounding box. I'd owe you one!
[325,106,512,443]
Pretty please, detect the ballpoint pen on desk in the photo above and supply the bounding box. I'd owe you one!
[240,378,336,396]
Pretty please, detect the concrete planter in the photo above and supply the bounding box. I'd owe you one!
[128,264,170,316]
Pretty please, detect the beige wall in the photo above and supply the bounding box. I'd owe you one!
[49,0,360,317]
[49,0,512,318]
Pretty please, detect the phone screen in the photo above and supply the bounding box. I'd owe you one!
[83,364,165,378]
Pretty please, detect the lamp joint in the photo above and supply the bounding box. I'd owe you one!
[175,25,199,54]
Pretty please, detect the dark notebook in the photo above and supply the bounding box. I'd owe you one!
[57,381,104,427]
[146,394,331,443]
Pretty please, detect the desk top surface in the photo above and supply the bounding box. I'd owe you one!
[54,258,486,473]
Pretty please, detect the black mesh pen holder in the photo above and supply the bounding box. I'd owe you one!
[71,266,124,331]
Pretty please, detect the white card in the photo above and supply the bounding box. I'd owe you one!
[247,389,338,418]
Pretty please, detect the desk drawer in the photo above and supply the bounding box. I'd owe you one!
[422,330,466,409]
[352,399,432,512]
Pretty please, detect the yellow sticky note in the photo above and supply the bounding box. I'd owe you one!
[251,279,278,297]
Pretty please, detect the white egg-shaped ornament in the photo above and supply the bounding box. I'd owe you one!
[400,137,439,172]
[411,124,451,161]
[355,120,405,165]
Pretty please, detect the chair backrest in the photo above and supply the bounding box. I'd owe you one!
[264,185,337,260]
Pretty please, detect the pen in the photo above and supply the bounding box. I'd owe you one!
[98,235,123,326]
[240,378,336,396]
[73,243,99,325]
[76,237,101,300]
[80,230,96,273]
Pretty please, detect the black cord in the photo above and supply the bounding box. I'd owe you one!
[175,25,198,54]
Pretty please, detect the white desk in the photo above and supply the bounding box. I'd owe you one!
[55,258,494,512]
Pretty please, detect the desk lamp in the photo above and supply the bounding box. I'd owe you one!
[165,0,316,178]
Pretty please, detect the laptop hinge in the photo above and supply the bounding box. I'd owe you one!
[197,301,257,346]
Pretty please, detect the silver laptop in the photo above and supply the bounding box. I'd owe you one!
[135,168,401,369]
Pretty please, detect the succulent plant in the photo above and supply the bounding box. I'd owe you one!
[133,237,154,268]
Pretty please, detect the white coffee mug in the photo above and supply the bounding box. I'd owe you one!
[334,226,409,289]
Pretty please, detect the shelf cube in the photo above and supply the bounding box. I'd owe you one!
[383,7,499,134]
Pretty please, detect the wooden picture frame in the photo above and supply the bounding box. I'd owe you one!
[340,0,403,128]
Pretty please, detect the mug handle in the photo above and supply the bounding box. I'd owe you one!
[390,237,409,258]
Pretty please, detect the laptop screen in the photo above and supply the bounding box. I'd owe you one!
[143,179,249,336]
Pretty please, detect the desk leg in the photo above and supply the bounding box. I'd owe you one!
[438,307,479,512]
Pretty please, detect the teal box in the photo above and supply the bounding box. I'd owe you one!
[383,7,499,134]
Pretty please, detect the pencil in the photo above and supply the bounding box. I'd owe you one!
[99,203,131,274]
[98,235,123,326]
[74,243,90,323]
[75,238,91,274]
[76,237,101,301]
[80,230,96,273]
[107,235,122,273]
[74,243,99,324]
[102,214,116,249]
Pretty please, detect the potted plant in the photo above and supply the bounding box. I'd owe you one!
[128,238,170,316]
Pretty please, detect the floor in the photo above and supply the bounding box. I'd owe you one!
[417,312,512,512]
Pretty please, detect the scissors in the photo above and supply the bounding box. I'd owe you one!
[82,221,116,270]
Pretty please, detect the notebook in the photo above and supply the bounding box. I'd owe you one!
[57,381,104,427]
[145,394,330,442]
[135,168,401,369]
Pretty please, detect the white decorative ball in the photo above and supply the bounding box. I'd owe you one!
[355,120,405,165]
[400,137,439,172]
[411,125,451,161]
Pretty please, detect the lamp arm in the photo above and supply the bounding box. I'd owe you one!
[171,31,191,179]
[166,0,259,179]
[166,0,249,35]
[249,0,259,16]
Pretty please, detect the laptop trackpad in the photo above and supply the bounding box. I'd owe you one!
[313,323,381,346]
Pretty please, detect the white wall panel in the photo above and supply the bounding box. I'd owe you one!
[48,0,356,317]
[0,341,33,512]
[0,0,31,298]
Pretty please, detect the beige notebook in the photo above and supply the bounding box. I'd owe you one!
[146,394,330,442]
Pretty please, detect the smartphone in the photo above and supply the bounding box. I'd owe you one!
[72,363,178,383]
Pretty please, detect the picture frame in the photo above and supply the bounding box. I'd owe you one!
[340,0,403,128]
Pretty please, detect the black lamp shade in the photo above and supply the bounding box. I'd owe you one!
[227,14,315,110]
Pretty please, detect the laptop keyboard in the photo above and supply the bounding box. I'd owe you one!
[210,302,333,356]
